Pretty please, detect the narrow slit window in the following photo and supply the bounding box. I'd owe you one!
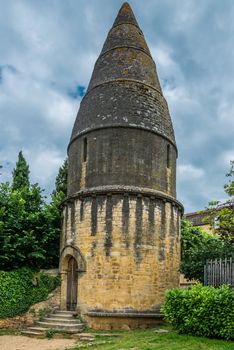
[83,137,87,162]
[167,144,170,168]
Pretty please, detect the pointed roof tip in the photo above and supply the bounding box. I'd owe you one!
[113,2,139,28]
[120,2,132,12]
[100,1,151,58]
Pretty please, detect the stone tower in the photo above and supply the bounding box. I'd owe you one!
[60,2,183,329]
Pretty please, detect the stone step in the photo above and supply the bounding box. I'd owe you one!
[36,321,84,332]
[29,327,47,332]
[21,309,85,337]
[54,310,76,315]
[21,330,44,337]
[46,314,76,320]
[43,317,81,324]
[50,313,74,319]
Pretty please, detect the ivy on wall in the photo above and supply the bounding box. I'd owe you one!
[0,268,60,318]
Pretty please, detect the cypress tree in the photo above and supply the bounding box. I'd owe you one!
[54,158,68,197]
[12,151,30,190]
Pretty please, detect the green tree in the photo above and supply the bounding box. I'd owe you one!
[12,151,30,190]
[0,181,47,269]
[0,154,68,270]
[205,161,234,242]
[180,219,234,282]
[46,159,69,267]
[40,191,64,268]
[224,160,234,197]
[0,152,63,270]
[53,158,68,197]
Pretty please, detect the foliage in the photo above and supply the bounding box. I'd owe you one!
[38,307,50,321]
[0,152,64,270]
[45,328,55,339]
[38,192,64,268]
[180,219,234,282]
[0,182,43,269]
[224,160,234,197]
[205,161,234,242]
[162,284,234,340]
[12,151,30,190]
[0,328,19,336]
[0,268,60,318]
[0,181,63,269]
[53,158,68,198]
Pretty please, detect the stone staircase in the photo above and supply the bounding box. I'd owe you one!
[21,310,85,337]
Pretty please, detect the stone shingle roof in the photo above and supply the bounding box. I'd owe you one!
[69,2,176,149]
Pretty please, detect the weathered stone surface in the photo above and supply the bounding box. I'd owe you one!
[68,129,177,197]
[154,328,169,333]
[70,78,175,148]
[69,2,175,148]
[60,195,181,328]
[112,2,140,28]
[60,2,183,330]
[88,50,160,92]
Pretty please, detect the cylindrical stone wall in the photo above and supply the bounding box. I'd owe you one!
[68,128,177,197]
[60,191,182,329]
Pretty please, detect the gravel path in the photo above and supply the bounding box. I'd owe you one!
[0,335,78,350]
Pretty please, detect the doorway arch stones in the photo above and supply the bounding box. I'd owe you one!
[59,245,86,310]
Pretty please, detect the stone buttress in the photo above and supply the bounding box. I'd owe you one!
[59,2,183,329]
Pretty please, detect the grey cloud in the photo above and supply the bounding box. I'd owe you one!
[0,0,233,211]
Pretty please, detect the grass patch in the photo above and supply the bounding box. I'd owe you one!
[0,328,19,336]
[70,327,234,350]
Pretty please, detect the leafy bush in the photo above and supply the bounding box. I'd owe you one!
[0,268,60,318]
[162,284,234,340]
[205,160,234,243]
[0,182,63,270]
[180,219,234,282]
[45,329,55,339]
[0,152,66,270]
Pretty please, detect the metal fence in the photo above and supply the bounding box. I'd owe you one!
[204,258,234,287]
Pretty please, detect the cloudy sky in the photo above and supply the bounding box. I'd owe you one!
[0,0,233,212]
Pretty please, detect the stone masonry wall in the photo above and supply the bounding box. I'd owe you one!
[68,128,177,197]
[60,194,181,321]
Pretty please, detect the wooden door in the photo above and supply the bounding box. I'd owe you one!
[67,257,78,311]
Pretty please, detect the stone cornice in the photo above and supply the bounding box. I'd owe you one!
[63,185,184,213]
[85,310,163,318]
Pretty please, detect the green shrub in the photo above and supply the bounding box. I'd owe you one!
[45,328,55,339]
[162,284,234,340]
[0,268,60,318]
[38,307,50,321]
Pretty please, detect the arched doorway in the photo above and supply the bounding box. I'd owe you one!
[66,257,78,310]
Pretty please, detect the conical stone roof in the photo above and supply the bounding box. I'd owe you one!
[112,2,139,27]
[69,2,176,149]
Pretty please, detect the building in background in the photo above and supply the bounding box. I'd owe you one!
[185,210,213,233]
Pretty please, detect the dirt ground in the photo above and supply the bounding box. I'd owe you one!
[0,335,78,350]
